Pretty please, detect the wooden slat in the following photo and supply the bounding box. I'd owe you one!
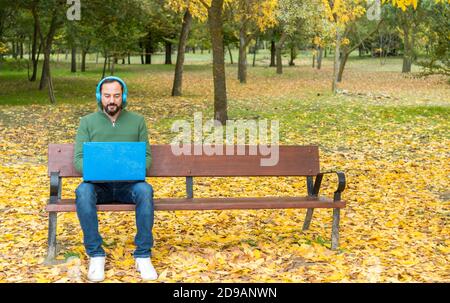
[45,196,346,212]
[48,144,320,177]
[48,144,81,177]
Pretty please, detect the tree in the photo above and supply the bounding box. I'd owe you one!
[87,0,147,77]
[383,0,449,73]
[66,2,97,72]
[20,0,66,103]
[228,0,278,83]
[206,0,228,124]
[337,15,383,81]
[168,0,230,124]
[275,0,318,74]
[321,0,366,92]
[416,1,450,76]
[172,9,193,96]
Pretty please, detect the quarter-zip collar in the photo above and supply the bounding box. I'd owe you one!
[100,109,125,127]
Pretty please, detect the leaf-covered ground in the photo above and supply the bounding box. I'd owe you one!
[0,56,449,282]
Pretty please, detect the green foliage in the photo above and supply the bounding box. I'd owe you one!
[416,2,450,76]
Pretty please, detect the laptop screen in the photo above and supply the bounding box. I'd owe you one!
[83,142,146,182]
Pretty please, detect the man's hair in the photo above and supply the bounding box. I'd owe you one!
[100,79,124,93]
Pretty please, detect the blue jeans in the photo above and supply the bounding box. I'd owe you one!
[75,181,154,258]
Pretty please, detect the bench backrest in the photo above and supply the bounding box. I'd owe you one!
[48,144,320,177]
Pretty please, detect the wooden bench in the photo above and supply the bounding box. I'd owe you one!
[44,144,346,264]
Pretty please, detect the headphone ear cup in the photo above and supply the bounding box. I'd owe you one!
[96,80,103,102]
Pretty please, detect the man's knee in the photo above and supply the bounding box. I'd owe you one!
[133,182,153,198]
[75,183,97,206]
[133,183,154,211]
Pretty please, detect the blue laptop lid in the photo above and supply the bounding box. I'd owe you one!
[83,142,146,182]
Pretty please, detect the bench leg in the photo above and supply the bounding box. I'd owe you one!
[303,176,315,231]
[302,208,314,231]
[331,208,340,250]
[44,212,58,265]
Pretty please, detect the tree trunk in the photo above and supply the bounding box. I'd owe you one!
[20,41,24,59]
[29,7,40,82]
[337,51,349,82]
[39,11,59,98]
[208,0,228,125]
[40,43,56,103]
[402,24,412,73]
[317,46,323,69]
[270,39,276,67]
[165,41,172,64]
[227,44,233,64]
[252,37,258,67]
[402,55,412,73]
[289,45,296,66]
[102,52,107,79]
[237,24,248,83]
[31,43,42,81]
[332,31,341,93]
[172,9,192,97]
[128,52,131,64]
[40,49,50,90]
[81,49,87,72]
[145,52,151,64]
[46,63,56,104]
[276,32,288,74]
[139,41,144,64]
[145,35,152,64]
[12,41,17,59]
[71,46,76,72]
[111,56,116,75]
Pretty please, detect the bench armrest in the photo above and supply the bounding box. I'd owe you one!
[313,171,346,201]
[50,172,61,204]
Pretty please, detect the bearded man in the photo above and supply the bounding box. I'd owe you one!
[73,76,157,282]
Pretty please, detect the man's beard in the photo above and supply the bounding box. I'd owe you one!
[104,104,121,116]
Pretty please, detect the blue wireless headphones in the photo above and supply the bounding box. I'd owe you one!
[96,76,128,107]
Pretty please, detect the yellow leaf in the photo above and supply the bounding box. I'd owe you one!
[325,272,345,282]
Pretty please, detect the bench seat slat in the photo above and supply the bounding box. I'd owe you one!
[46,196,345,212]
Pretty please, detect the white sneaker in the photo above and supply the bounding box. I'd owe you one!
[87,256,105,282]
[135,257,158,281]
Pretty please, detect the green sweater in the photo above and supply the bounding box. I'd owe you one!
[74,109,151,174]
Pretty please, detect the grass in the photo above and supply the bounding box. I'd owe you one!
[0,52,448,152]
[0,49,448,147]
[0,48,434,105]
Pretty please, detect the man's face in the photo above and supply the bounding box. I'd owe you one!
[101,81,123,117]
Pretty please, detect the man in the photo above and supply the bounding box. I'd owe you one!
[74,76,157,282]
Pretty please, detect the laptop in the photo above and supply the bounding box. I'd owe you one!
[83,142,147,182]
